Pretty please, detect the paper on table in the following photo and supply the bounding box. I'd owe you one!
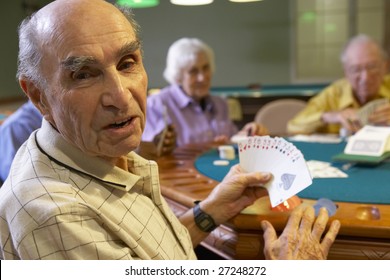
[288,134,342,144]
[306,160,348,178]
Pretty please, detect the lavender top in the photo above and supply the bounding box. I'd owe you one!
[142,85,237,146]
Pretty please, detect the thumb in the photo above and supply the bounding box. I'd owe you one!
[261,220,278,260]
[261,220,277,242]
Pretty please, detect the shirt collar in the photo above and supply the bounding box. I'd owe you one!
[173,85,214,112]
[378,79,390,98]
[338,80,359,108]
[339,77,390,108]
[35,119,153,192]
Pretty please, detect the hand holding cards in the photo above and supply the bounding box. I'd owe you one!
[238,136,312,207]
[357,98,390,126]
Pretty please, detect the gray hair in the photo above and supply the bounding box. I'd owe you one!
[340,34,387,65]
[16,3,141,89]
[163,37,216,85]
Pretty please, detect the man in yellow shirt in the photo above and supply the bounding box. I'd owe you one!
[288,34,390,135]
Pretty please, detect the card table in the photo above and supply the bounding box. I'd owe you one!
[157,141,390,260]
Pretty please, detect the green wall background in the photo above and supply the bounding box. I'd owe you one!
[0,0,292,101]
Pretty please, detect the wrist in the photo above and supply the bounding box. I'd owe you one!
[193,201,218,232]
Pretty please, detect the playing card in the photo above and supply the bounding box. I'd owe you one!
[306,160,348,178]
[238,136,312,207]
[344,125,390,156]
[357,98,389,125]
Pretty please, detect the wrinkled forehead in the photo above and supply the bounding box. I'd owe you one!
[344,43,382,66]
[35,0,136,48]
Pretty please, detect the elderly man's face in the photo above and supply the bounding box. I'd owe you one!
[343,42,387,104]
[37,2,148,163]
[180,52,212,101]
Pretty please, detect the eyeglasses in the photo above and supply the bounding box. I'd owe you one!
[346,62,383,76]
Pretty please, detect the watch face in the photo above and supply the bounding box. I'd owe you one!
[199,216,213,229]
[194,203,217,232]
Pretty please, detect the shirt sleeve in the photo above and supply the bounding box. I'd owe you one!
[287,87,340,135]
[142,94,167,142]
[0,103,42,182]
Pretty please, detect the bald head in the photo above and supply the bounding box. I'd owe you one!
[17,0,140,87]
[341,34,387,65]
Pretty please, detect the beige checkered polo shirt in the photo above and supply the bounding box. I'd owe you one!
[0,120,196,260]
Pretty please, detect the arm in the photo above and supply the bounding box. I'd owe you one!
[0,105,41,181]
[287,97,329,135]
[287,84,350,135]
[178,164,271,246]
[321,108,361,134]
[142,94,168,142]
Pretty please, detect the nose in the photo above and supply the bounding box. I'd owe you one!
[101,69,130,109]
[196,70,208,82]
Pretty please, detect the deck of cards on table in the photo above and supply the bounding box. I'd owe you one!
[238,136,312,207]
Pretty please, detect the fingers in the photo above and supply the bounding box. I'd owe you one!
[161,126,177,154]
[244,171,272,186]
[225,164,272,186]
[261,220,277,260]
[338,109,361,132]
[311,207,329,240]
[346,118,361,133]
[283,205,305,233]
[213,135,229,144]
[320,219,340,257]
[369,105,390,125]
[240,122,256,136]
[298,205,315,236]
[256,124,269,136]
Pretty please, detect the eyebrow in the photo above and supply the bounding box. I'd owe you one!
[61,40,142,72]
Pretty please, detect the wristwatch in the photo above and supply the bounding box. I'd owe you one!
[193,201,217,232]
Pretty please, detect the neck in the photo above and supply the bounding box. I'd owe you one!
[100,155,129,171]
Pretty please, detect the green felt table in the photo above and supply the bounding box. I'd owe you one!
[157,142,390,260]
[194,141,390,205]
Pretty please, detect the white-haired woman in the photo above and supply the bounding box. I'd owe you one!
[142,37,267,147]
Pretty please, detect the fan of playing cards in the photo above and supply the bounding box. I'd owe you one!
[357,98,389,126]
[238,136,312,207]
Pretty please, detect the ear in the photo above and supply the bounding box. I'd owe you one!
[19,79,53,123]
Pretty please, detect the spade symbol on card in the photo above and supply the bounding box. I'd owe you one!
[280,173,296,190]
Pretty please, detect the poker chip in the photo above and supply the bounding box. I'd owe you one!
[213,160,230,166]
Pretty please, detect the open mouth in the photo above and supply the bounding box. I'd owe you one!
[107,117,133,129]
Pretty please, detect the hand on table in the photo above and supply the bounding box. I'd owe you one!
[261,205,340,260]
[200,164,271,225]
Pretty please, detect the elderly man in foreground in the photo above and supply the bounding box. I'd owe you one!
[0,0,339,260]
